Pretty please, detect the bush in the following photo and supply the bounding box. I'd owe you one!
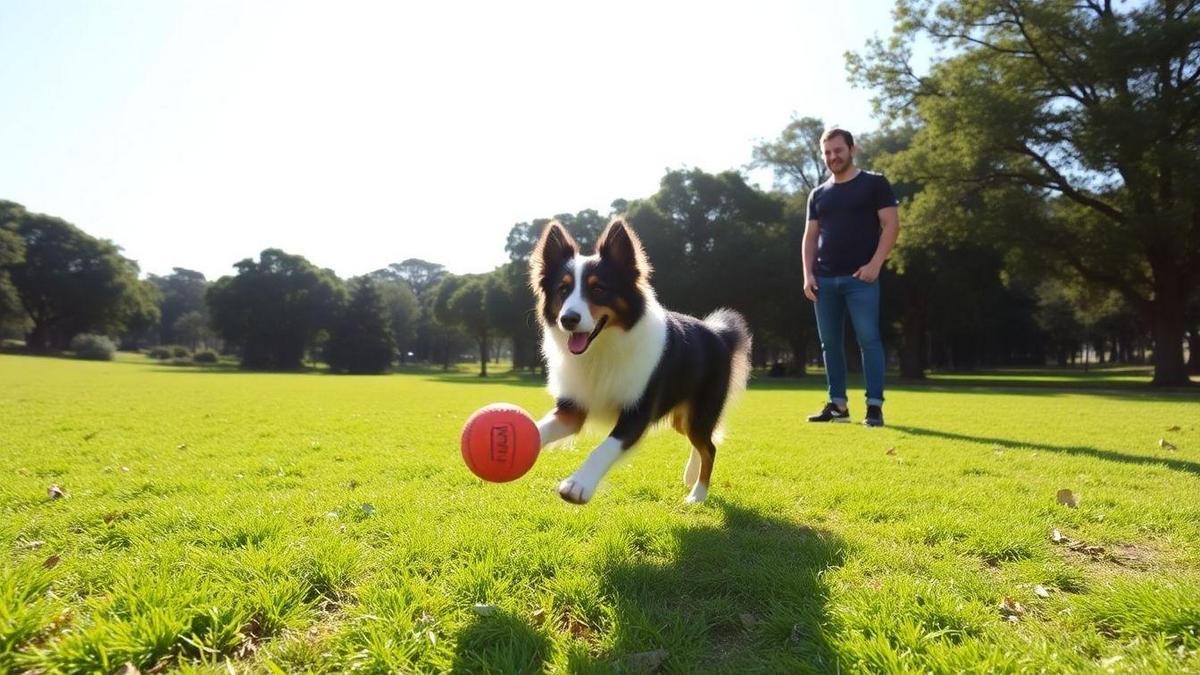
[193,350,218,364]
[171,345,191,358]
[70,334,116,361]
[146,346,171,360]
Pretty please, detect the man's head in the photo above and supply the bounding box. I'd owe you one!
[820,128,856,176]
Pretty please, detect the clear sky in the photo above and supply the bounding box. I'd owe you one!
[0,0,900,281]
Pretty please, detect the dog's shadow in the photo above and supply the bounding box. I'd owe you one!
[584,499,844,673]
[448,500,844,673]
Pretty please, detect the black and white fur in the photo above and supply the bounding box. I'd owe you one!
[530,218,751,504]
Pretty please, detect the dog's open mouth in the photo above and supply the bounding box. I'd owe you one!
[567,316,608,355]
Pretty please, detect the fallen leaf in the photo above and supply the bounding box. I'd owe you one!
[176,443,188,450]
[740,613,760,629]
[48,485,65,499]
[348,479,359,489]
[121,466,130,473]
[20,540,46,550]
[1166,425,1181,432]
[1101,655,1123,668]
[116,663,141,675]
[1034,585,1050,598]
[43,554,61,569]
[531,608,546,624]
[626,649,669,672]
[1051,529,1065,543]
[1158,438,1177,451]
[82,431,99,441]
[1000,597,1025,621]
[1056,489,1078,508]
[886,447,896,456]
[361,503,376,517]
[472,603,496,617]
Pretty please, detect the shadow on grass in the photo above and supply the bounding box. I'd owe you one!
[422,371,546,388]
[574,500,846,672]
[891,425,1200,477]
[451,607,552,674]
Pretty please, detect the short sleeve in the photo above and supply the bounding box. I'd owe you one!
[874,175,899,210]
[806,188,818,221]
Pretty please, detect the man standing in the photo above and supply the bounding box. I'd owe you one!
[803,128,900,427]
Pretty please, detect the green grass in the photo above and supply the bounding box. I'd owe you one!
[2,354,1198,673]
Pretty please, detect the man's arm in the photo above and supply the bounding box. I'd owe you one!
[852,206,899,283]
[802,218,820,301]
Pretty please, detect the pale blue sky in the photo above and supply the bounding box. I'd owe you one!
[1,0,903,280]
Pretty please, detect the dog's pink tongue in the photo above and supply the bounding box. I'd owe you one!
[568,332,589,354]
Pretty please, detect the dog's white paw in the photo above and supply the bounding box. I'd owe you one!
[684,482,708,504]
[558,477,594,505]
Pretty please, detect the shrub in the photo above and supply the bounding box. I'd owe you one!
[171,345,191,358]
[193,350,218,364]
[146,346,171,360]
[70,334,116,361]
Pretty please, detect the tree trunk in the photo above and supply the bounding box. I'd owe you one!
[899,290,926,379]
[788,334,807,376]
[1188,328,1199,375]
[479,334,489,377]
[1150,303,1189,385]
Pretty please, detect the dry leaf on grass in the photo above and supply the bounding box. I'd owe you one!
[886,447,896,456]
[1051,528,1065,543]
[1000,597,1025,622]
[48,485,65,499]
[1034,585,1050,598]
[1165,425,1181,432]
[531,608,546,624]
[43,554,61,569]
[116,663,140,675]
[1158,438,1177,451]
[472,603,496,617]
[1056,489,1078,508]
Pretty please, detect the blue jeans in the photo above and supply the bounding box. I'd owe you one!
[814,275,885,407]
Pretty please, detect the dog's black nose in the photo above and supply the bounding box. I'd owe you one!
[560,311,581,331]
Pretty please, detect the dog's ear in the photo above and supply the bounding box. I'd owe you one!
[530,220,578,291]
[597,218,651,281]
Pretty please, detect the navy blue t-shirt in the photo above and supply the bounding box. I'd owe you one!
[806,170,898,276]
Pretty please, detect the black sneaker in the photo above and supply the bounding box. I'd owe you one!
[807,402,850,423]
[863,405,884,427]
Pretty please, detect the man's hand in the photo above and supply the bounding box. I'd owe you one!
[852,261,882,283]
[803,274,819,301]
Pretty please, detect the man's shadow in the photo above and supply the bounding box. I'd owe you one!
[450,500,844,673]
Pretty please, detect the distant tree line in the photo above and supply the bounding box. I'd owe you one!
[1,2,1196,384]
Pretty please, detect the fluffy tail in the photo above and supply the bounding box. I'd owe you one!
[703,308,753,440]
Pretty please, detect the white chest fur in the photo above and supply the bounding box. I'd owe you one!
[542,300,668,422]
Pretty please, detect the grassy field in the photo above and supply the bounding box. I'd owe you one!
[1,354,1198,673]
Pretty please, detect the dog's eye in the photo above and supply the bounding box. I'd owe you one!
[589,285,606,298]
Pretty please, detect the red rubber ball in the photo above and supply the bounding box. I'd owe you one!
[460,404,540,482]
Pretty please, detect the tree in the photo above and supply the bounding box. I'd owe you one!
[172,311,212,351]
[325,278,395,374]
[149,268,208,345]
[751,116,830,192]
[435,273,506,377]
[363,269,421,363]
[1,202,146,350]
[850,0,1200,385]
[117,279,162,350]
[0,202,25,331]
[389,258,447,297]
[207,249,344,370]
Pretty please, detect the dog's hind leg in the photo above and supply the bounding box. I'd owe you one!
[537,399,586,449]
[683,390,727,503]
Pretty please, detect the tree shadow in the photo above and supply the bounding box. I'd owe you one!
[423,372,547,388]
[890,425,1200,476]
[577,500,846,673]
[451,607,552,674]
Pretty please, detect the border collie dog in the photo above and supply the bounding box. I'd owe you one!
[530,218,751,504]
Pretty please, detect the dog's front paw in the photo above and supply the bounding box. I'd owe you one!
[557,477,594,505]
[684,482,708,504]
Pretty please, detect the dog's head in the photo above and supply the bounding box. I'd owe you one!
[529,217,652,355]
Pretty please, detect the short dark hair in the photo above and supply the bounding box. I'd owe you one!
[820,128,855,148]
